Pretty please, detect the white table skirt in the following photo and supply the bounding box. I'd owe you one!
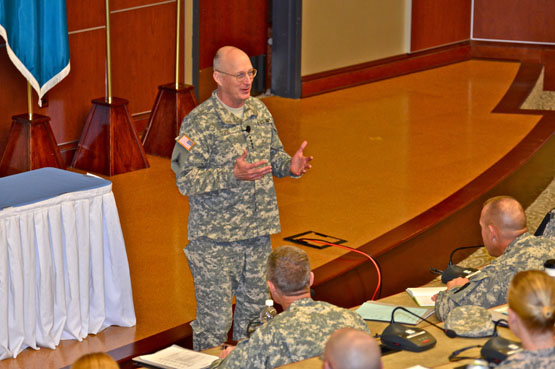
[0,182,136,359]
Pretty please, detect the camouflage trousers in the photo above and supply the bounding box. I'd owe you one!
[185,235,272,351]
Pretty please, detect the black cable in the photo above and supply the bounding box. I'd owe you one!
[448,245,484,265]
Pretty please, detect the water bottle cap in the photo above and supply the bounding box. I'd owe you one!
[265,299,274,307]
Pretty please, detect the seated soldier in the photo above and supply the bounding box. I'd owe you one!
[323,327,382,369]
[210,246,370,369]
[434,196,555,321]
[496,270,555,368]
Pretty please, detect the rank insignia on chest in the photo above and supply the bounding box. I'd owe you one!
[176,134,195,151]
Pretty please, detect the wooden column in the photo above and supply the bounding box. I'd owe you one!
[0,114,65,177]
[71,97,149,176]
[142,83,197,158]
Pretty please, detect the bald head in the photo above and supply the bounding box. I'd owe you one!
[480,196,528,256]
[323,328,382,369]
[213,46,249,71]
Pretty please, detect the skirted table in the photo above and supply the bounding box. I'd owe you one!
[0,168,136,359]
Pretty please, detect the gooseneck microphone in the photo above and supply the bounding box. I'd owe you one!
[242,125,251,133]
[391,306,457,338]
[431,245,483,283]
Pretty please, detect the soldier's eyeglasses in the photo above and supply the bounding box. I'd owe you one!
[215,68,257,81]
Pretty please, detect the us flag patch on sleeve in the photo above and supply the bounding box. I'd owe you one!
[176,134,195,151]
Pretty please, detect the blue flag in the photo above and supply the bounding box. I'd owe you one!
[0,0,70,105]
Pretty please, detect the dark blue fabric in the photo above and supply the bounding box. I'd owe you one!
[0,167,110,210]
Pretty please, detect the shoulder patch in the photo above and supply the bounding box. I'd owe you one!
[176,134,195,151]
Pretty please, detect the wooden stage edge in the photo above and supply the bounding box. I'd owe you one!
[301,40,555,98]
[110,56,554,366]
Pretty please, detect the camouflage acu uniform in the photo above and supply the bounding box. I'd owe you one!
[435,233,555,321]
[538,209,555,239]
[209,298,371,369]
[171,92,294,351]
[495,347,555,369]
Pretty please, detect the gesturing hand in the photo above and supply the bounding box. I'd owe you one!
[290,141,313,176]
[234,149,272,181]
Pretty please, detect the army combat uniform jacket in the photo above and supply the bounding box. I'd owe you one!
[495,346,555,369]
[171,92,293,242]
[210,298,371,369]
[435,233,555,321]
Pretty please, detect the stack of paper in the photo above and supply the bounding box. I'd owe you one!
[133,344,218,369]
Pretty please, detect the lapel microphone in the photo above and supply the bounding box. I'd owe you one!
[242,125,253,148]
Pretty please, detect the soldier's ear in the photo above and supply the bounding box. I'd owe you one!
[268,281,277,297]
[507,308,521,336]
[213,70,223,86]
[309,272,314,287]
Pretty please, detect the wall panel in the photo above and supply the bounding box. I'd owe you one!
[111,3,180,115]
[302,0,410,76]
[66,0,104,31]
[411,0,471,52]
[198,0,268,70]
[48,30,106,144]
[473,0,555,43]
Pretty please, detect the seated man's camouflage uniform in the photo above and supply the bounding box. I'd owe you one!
[494,346,555,369]
[210,298,370,369]
[434,232,555,321]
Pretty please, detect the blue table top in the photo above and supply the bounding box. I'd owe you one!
[0,167,111,210]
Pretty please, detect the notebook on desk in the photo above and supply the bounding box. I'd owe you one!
[356,301,434,325]
[405,287,447,307]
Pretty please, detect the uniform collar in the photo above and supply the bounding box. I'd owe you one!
[210,91,256,126]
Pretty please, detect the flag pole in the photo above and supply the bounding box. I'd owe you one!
[27,81,33,120]
[105,0,112,103]
[175,0,181,89]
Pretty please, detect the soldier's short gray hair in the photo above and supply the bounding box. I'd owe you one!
[267,246,311,295]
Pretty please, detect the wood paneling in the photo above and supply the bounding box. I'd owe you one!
[66,0,105,32]
[198,0,268,69]
[411,0,471,52]
[470,41,551,63]
[48,29,106,144]
[0,48,28,154]
[545,50,555,91]
[111,2,182,115]
[473,0,555,43]
[112,0,169,10]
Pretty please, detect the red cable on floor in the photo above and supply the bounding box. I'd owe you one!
[300,238,382,301]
